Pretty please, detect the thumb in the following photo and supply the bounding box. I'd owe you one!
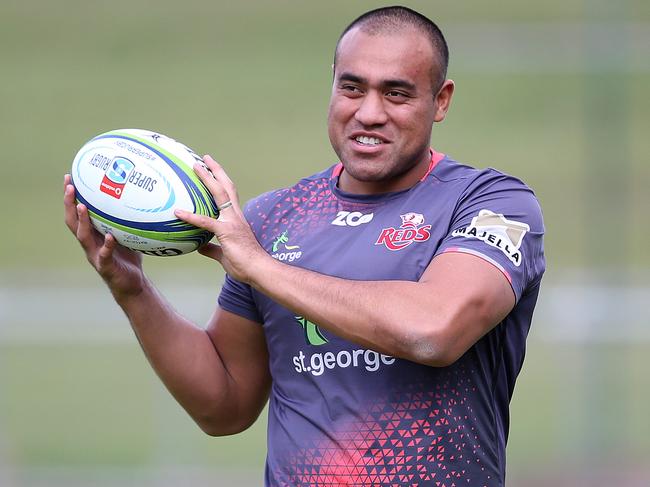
[198,242,223,262]
[98,233,118,269]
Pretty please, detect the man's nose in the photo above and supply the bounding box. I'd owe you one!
[354,91,388,126]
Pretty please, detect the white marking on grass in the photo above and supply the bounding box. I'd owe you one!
[1,270,649,343]
[0,272,222,343]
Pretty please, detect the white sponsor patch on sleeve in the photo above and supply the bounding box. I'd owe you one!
[451,209,530,266]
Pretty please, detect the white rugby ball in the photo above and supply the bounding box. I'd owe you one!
[71,128,218,256]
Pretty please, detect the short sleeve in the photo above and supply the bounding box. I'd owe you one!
[435,171,545,301]
[218,274,263,324]
[217,197,266,324]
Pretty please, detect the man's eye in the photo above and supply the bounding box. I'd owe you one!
[341,85,362,94]
[386,91,408,99]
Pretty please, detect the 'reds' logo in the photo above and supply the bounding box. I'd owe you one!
[375,212,432,251]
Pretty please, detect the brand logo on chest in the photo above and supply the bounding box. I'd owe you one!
[375,212,432,251]
[331,210,374,227]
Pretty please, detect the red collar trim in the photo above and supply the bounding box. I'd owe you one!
[420,149,445,181]
[332,162,344,178]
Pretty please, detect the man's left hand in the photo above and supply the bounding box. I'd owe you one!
[174,155,268,284]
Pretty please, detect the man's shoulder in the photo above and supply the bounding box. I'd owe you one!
[432,154,544,235]
[430,154,542,223]
[431,155,538,203]
[433,155,529,188]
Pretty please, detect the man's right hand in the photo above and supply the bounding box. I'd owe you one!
[63,174,146,301]
[63,175,271,436]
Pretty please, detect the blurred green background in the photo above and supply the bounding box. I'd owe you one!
[1,1,649,486]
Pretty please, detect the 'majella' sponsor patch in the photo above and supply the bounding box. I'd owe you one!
[451,209,530,266]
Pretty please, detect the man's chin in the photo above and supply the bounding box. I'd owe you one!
[340,161,389,182]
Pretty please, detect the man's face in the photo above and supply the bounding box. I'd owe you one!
[328,27,450,194]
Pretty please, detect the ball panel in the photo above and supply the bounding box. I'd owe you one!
[71,128,217,256]
[90,217,204,256]
[71,139,187,223]
[101,130,218,219]
[73,187,208,238]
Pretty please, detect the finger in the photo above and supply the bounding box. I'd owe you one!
[63,180,79,233]
[198,242,223,262]
[174,208,218,232]
[202,155,240,207]
[203,155,238,201]
[97,233,118,269]
[192,158,231,209]
[75,204,100,253]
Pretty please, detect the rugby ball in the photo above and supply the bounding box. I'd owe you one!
[71,128,218,256]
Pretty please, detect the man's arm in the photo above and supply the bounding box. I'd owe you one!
[248,250,514,367]
[178,157,515,368]
[121,285,271,435]
[63,175,271,435]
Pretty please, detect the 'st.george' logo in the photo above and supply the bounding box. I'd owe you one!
[375,212,432,251]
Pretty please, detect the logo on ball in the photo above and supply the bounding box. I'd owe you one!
[100,157,135,199]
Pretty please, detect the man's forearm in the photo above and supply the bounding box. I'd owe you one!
[111,279,240,433]
[248,257,445,363]
[247,251,513,367]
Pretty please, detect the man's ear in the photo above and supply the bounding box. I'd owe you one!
[434,79,455,123]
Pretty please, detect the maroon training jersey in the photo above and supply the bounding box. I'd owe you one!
[219,151,545,486]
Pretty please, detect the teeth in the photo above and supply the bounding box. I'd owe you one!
[355,136,382,146]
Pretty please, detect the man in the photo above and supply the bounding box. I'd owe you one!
[64,6,544,486]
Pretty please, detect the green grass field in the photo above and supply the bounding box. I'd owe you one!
[2,339,649,481]
[1,1,649,485]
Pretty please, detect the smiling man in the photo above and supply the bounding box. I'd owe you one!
[328,15,451,195]
[64,6,545,487]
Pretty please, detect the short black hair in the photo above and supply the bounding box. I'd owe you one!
[334,6,449,91]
